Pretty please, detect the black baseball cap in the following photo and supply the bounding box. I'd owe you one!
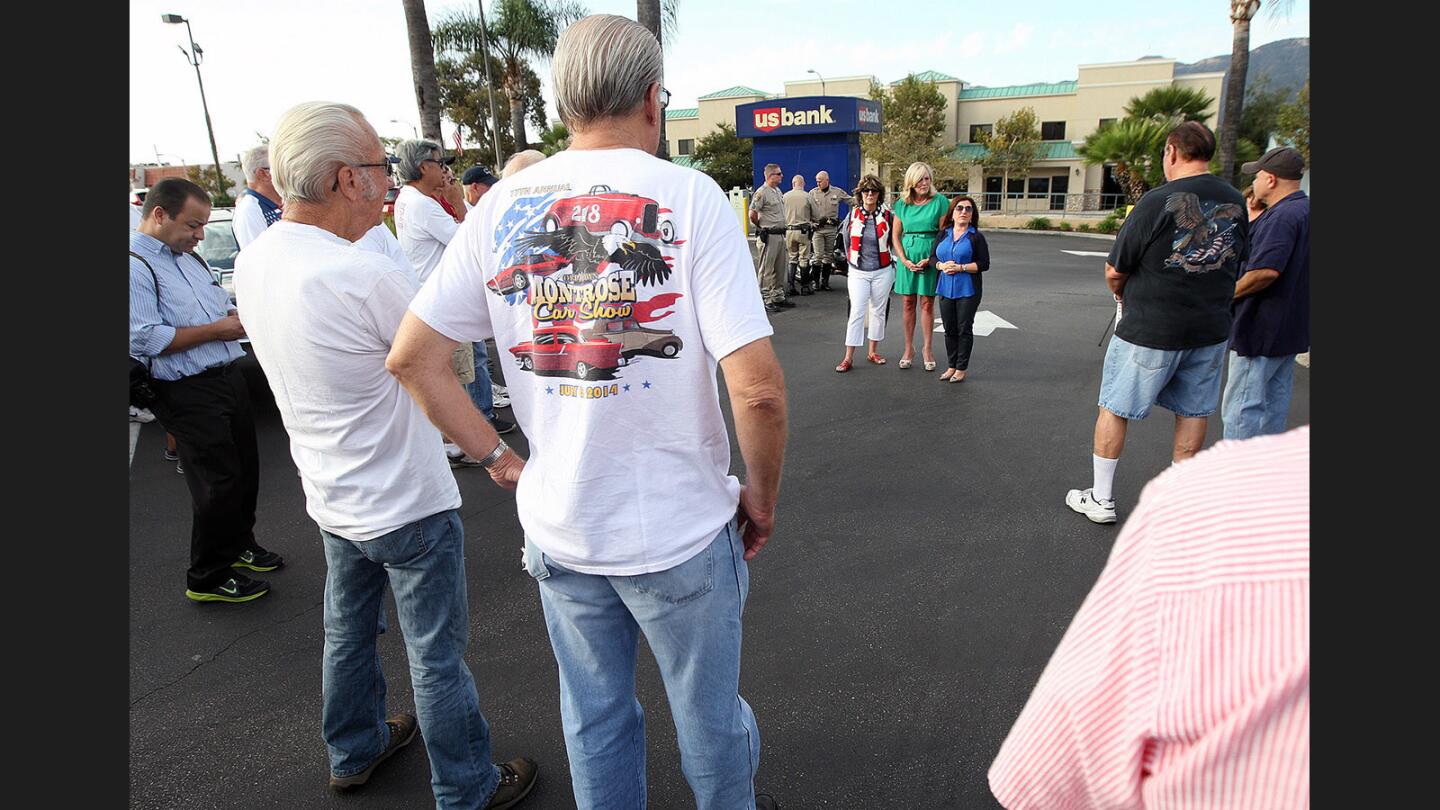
[462,166,500,186]
[1241,146,1305,180]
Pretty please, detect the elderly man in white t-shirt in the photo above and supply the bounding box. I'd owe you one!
[388,15,787,810]
[234,101,537,809]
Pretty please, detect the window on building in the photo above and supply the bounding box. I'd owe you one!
[1028,176,1050,199]
[1007,178,1025,199]
[1049,174,1070,209]
[1098,118,1117,131]
[1041,121,1066,141]
[677,139,694,156]
[969,124,992,143]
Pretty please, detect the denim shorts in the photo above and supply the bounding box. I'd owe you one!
[1098,335,1228,419]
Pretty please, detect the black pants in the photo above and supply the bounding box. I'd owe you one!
[938,294,981,370]
[150,363,262,591]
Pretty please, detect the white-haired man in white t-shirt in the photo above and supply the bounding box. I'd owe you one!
[387,14,787,810]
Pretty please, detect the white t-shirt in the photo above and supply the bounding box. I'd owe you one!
[355,223,418,285]
[233,191,276,249]
[410,147,772,575]
[235,221,460,541]
[395,185,459,283]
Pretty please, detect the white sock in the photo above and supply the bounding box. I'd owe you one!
[1092,455,1118,502]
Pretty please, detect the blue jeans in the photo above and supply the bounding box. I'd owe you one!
[465,341,495,419]
[525,520,760,810]
[320,510,500,809]
[1221,351,1296,440]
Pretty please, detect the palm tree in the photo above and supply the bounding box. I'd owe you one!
[1124,86,1214,125]
[401,0,444,141]
[433,1,586,153]
[1078,119,1168,205]
[637,1,681,159]
[1218,0,1294,183]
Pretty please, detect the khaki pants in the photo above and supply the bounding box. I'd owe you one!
[451,343,476,385]
[756,233,788,303]
[786,229,810,267]
[811,226,839,268]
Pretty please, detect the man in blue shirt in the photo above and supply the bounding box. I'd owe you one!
[130,178,283,603]
[1221,147,1310,439]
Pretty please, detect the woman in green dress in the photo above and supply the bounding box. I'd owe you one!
[890,162,949,370]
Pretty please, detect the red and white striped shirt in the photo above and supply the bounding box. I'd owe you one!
[990,426,1310,809]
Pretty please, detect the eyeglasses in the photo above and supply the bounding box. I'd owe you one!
[954,204,974,211]
[860,189,881,194]
[658,86,670,109]
[331,160,395,191]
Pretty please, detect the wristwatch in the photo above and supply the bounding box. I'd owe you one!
[478,438,509,469]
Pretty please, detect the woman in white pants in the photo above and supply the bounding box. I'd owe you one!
[836,175,896,372]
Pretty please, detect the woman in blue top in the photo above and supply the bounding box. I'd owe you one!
[931,195,990,382]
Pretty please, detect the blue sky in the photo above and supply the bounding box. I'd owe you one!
[130,0,1309,166]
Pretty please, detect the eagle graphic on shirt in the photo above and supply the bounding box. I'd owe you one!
[485,185,687,383]
[1163,192,1245,274]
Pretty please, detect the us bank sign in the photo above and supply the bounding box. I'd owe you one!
[735,96,884,138]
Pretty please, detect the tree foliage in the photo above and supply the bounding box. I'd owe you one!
[1238,76,1287,153]
[977,107,1043,209]
[692,123,752,191]
[187,165,235,206]
[1275,80,1309,166]
[1077,118,1166,205]
[861,76,968,188]
[1123,86,1214,125]
[435,50,545,162]
[538,122,571,156]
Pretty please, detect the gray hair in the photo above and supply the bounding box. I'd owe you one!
[764,163,780,177]
[552,15,662,130]
[269,101,373,204]
[502,149,547,178]
[395,139,441,183]
[240,144,270,184]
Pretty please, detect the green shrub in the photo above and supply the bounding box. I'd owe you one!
[1095,216,1121,234]
[1076,223,1093,233]
[1057,221,1073,232]
[1024,217,1053,230]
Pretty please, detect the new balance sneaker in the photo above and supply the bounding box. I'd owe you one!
[450,453,484,468]
[756,794,781,810]
[175,462,185,475]
[492,385,511,409]
[489,415,517,435]
[329,713,419,791]
[1065,488,1117,524]
[234,548,285,572]
[185,574,270,603]
[129,406,156,423]
[483,757,538,809]
[163,448,179,462]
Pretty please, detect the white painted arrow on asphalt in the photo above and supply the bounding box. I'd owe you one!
[1061,250,1110,257]
[933,311,1017,336]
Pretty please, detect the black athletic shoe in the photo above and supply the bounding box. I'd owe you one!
[185,573,270,604]
[489,415,517,435]
[329,714,419,791]
[756,793,781,810]
[234,548,285,572]
[163,448,179,462]
[765,303,782,314]
[776,299,796,309]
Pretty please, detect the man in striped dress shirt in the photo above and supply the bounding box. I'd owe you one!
[991,426,1309,809]
[129,178,283,604]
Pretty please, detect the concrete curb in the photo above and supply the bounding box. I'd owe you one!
[986,228,1117,241]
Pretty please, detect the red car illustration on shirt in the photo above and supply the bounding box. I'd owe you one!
[488,253,567,297]
[542,185,679,245]
[510,324,624,380]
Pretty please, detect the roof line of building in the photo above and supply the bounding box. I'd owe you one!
[1076,58,1177,69]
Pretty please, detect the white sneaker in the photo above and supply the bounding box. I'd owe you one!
[1066,488,1117,524]
[492,385,511,409]
[129,406,156,424]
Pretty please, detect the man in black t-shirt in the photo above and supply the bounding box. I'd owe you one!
[1067,122,1250,524]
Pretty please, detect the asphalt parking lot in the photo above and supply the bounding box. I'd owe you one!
[129,230,1309,809]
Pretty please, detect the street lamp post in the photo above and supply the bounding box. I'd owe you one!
[391,119,419,139]
[807,69,826,96]
[162,13,227,202]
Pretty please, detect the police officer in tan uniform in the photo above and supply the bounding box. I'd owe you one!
[783,175,816,296]
[809,170,851,292]
[749,163,792,312]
